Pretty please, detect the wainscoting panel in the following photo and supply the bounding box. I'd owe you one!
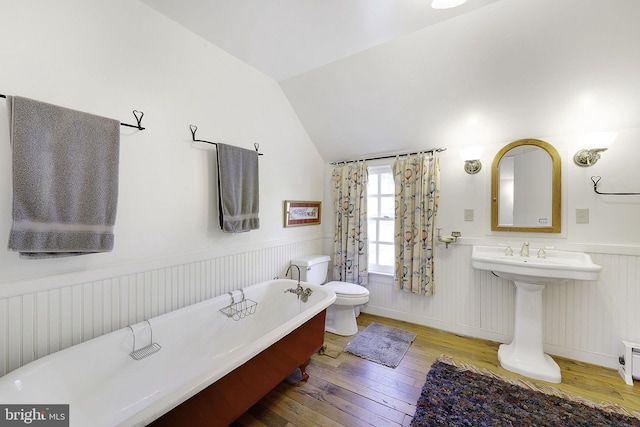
[0,238,323,377]
[3,238,640,376]
[364,243,640,369]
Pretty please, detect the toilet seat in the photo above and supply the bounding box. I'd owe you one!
[325,281,369,305]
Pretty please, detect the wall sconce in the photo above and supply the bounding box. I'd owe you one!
[573,131,617,167]
[573,148,608,167]
[431,0,467,9]
[459,146,484,174]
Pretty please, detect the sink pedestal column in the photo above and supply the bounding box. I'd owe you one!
[498,280,561,383]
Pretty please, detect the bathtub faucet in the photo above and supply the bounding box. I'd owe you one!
[284,264,313,302]
[285,264,301,285]
[284,283,313,303]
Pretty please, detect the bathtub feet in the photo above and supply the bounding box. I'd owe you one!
[298,358,311,381]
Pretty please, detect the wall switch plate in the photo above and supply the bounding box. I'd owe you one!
[464,209,474,221]
[576,208,589,224]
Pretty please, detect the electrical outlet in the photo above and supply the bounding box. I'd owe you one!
[576,208,589,224]
[464,209,474,221]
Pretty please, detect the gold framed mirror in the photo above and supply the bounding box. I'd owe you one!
[491,138,561,233]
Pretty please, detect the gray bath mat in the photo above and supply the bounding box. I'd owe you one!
[344,322,417,368]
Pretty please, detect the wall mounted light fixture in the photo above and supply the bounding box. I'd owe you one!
[459,146,483,174]
[573,148,608,167]
[573,131,617,167]
[431,0,467,9]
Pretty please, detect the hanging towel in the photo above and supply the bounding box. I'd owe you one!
[216,143,259,233]
[7,96,120,258]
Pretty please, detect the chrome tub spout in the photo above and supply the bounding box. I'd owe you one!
[285,264,301,285]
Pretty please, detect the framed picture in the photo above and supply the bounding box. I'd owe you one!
[284,200,322,227]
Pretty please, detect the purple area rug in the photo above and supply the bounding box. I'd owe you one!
[412,356,640,427]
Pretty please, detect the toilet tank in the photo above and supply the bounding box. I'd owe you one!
[290,255,331,285]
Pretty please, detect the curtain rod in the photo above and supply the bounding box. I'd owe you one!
[0,94,145,130]
[329,147,446,165]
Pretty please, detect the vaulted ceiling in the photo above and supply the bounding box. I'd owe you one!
[143,0,640,163]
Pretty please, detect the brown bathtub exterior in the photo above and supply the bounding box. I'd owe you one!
[151,309,327,426]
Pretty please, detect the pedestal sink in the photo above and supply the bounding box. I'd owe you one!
[471,245,602,383]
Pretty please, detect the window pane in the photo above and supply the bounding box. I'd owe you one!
[368,173,379,195]
[367,165,395,275]
[368,197,379,217]
[368,243,377,264]
[379,220,394,242]
[381,170,394,194]
[379,244,395,266]
[367,220,377,241]
[380,196,395,218]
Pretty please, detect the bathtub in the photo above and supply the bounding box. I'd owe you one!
[0,279,336,427]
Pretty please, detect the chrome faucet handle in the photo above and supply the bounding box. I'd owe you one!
[537,248,546,258]
[505,246,513,256]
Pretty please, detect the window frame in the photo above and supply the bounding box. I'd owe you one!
[367,164,395,275]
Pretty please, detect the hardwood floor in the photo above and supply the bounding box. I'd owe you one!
[231,313,640,426]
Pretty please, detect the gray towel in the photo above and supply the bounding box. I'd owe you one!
[216,143,259,233]
[7,96,120,258]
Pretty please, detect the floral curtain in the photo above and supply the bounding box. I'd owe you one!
[393,154,440,295]
[332,162,368,286]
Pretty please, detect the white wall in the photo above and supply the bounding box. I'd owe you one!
[0,0,326,282]
[2,0,639,378]
[334,130,640,370]
[0,0,326,375]
[439,129,640,246]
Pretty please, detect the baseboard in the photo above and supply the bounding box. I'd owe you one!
[361,306,619,370]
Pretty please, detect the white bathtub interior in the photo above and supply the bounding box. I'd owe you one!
[0,279,336,427]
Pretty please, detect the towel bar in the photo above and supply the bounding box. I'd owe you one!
[0,94,145,130]
[591,176,640,196]
[189,124,263,156]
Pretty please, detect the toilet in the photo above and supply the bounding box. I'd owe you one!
[291,255,369,336]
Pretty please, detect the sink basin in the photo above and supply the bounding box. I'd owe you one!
[471,245,602,383]
[471,245,602,284]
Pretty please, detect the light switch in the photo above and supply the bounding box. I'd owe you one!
[464,209,474,221]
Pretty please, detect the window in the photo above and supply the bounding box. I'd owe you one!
[367,165,395,274]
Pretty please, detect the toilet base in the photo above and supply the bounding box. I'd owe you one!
[325,305,359,336]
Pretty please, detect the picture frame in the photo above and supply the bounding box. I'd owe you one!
[283,200,322,227]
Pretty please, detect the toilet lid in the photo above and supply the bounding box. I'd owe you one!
[325,281,369,296]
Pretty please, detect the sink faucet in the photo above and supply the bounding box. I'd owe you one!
[520,241,530,257]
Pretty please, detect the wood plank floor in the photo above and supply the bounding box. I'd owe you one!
[231,313,640,426]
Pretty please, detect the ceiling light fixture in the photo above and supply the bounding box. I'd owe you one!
[431,0,468,9]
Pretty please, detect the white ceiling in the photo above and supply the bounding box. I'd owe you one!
[143,0,640,163]
[141,0,502,81]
